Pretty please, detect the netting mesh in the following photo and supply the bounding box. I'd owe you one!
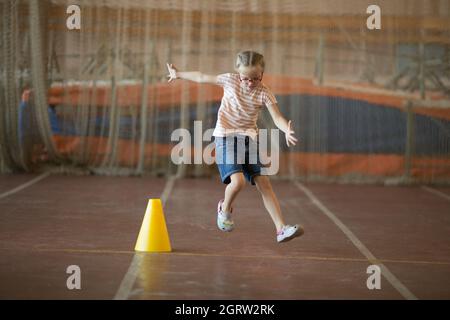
[1,0,449,184]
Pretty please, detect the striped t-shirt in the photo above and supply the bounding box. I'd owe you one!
[213,73,278,140]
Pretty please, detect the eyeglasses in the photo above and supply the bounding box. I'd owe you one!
[239,74,263,83]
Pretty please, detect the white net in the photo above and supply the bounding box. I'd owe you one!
[1,0,449,184]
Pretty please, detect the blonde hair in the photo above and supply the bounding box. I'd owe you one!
[235,51,265,71]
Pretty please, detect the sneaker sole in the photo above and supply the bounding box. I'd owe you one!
[278,227,304,243]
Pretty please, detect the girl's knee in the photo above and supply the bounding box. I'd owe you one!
[255,175,272,192]
[230,173,246,190]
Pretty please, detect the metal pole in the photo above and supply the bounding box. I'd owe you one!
[404,101,415,180]
[419,30,426,99]
[316,32,324,85]
[136,43,151,175]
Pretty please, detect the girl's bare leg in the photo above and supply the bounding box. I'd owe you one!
[222,172,246,214]
[254,175,285,232]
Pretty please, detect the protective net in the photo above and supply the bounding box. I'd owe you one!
[1,0,449,184]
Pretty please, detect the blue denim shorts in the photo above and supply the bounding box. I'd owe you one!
[215,135,262,185]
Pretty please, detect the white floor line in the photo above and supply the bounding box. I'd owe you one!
[293,181,418,300]
[422,186,450,202]
[0,172,50,200]
[113,175,177,300]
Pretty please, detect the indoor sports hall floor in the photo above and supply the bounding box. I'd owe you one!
[0,173,449,299]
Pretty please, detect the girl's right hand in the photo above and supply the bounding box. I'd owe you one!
[166,63,178,82]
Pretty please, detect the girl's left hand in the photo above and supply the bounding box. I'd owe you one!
[285,120,298,147]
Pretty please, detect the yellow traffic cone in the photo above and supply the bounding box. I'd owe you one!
[134,199,172,252]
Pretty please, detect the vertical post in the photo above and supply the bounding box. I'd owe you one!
[150,41,159,172]
[136,43,151,174]
[194,7,210,178]
[177,8,192,178]
[316,32,324,85]
[166,40,175,176]
[404,101,415,180]
[419,30,426,100]
[29,0,58,159]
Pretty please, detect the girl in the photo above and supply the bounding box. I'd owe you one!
[167,51,304,243]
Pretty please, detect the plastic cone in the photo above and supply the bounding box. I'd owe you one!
[134,199,172,252]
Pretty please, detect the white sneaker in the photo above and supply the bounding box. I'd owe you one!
[217,199,234,232]
[277,224,304,243]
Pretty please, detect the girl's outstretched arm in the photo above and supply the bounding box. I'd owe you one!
[166,63,217,84]
[266,103,298,147]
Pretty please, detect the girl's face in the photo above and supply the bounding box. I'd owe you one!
[237,66,263,90]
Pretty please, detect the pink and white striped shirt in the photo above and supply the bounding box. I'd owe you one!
[213,73,278,140]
